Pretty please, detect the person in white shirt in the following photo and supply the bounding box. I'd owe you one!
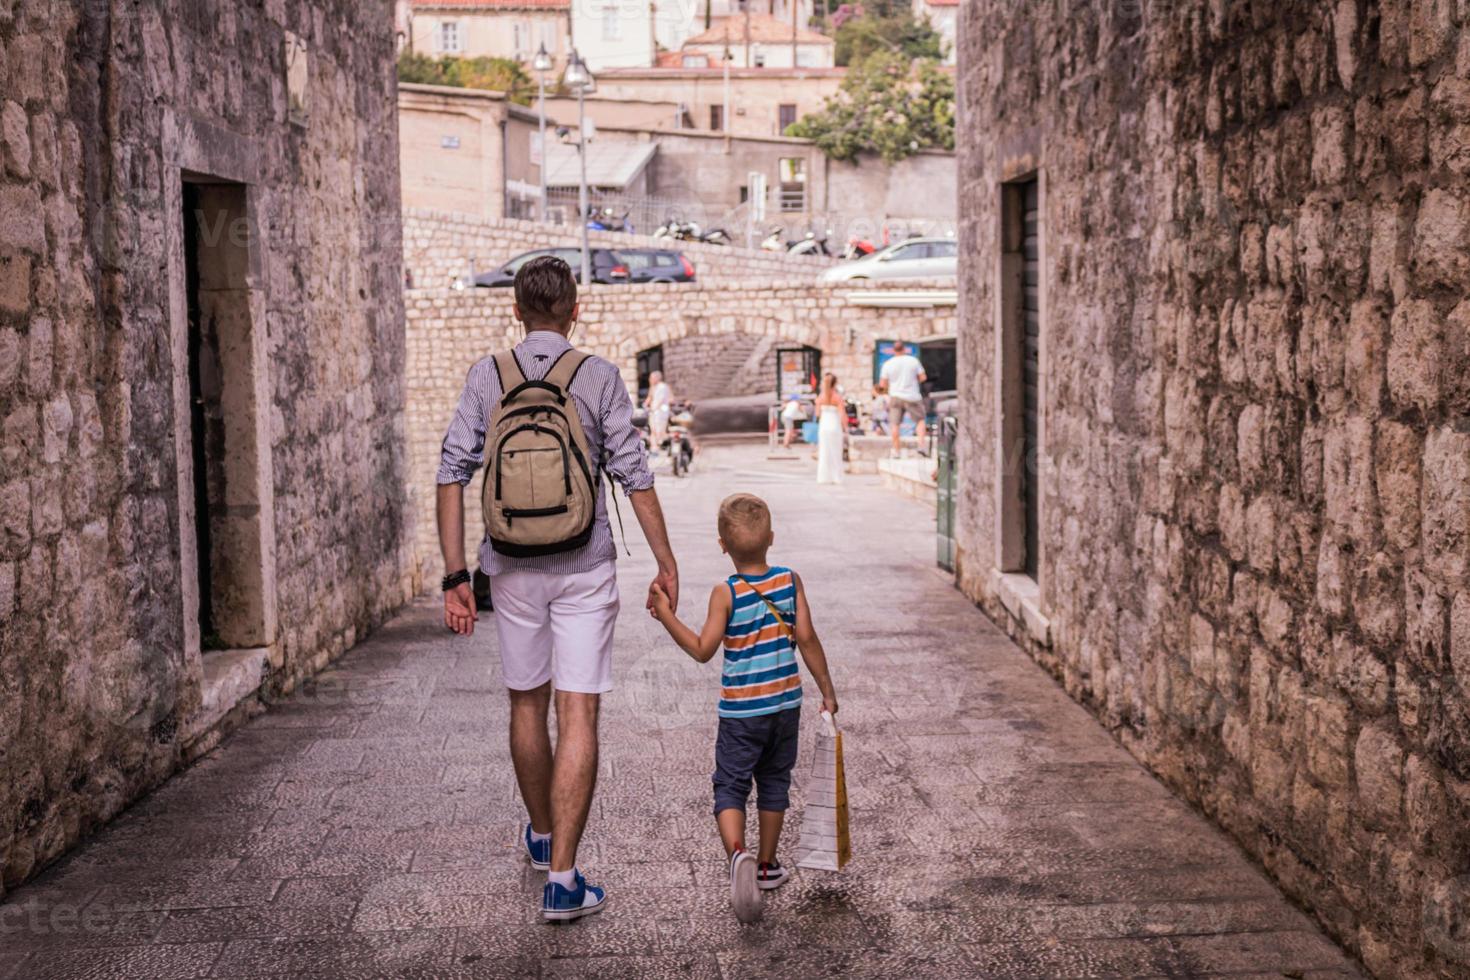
[645,371,672,449]
[878,340,928,454]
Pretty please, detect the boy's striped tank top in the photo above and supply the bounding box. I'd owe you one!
[720,566,802,719]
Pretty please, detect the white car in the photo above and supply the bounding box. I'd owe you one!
[818,238,958,283]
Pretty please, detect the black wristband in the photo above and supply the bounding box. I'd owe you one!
[442,569,471,591]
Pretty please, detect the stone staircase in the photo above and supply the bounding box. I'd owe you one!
[677,333,767,400]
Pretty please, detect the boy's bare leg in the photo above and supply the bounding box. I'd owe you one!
[716,808,746,856]
[549,690,600,871]
[756,810,784,864]
[508,683,554,833]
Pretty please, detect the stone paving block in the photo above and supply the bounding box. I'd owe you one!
[15,942,224,980]
[152,902,357,944]
[212,930,458,977]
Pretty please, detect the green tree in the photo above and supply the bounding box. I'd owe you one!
[833,12,946,66]
[786,52,954,163]
[397,51,533,104]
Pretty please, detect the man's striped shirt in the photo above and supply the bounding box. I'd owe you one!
[720,567,802,718]
[437,330,655,576]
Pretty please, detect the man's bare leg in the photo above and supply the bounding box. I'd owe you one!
[508,683,553,833]
[549,690,600,871]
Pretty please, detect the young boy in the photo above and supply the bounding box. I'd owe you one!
[649,493,839,923]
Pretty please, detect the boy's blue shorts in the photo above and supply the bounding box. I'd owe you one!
[712,707,801,814]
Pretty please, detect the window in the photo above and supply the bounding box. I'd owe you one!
[601,4,621,40]
[710,105,724,131]
[795,47,820,67]
[930,240,958,257]
[513,21,526,56]
[778,103,797,133]
[438,21,461,53]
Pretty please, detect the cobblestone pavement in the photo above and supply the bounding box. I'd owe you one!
[1,444,1361,979]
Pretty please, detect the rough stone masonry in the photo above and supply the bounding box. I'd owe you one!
[955,2,1470,977]
[0,0,412,896]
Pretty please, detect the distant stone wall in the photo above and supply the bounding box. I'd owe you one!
[0,2,411,893]
[403,209,835,289]
[956,2,1470,977]
[405,281,956,583]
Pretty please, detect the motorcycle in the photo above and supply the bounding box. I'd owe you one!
[632,401,696,476]
[788,229,833,256]
[700,227,732,246]
[760,227,788,251]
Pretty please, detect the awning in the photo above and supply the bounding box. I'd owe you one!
[544,141,657,190]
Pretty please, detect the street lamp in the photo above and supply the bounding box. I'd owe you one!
[532,42,552,223]
[565,50,595,289]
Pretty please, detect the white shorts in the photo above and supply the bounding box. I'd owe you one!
[488,562,620,694]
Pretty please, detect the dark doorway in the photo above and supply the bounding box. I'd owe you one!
[637,345,664,402]
[182,184,215,642]
[180,178,268,651]
[1020,179,1040,578]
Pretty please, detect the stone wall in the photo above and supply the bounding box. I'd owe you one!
[403,208,835,289]
[0,0,412,894]
[406,281,956,582]
[955,2,1469,976]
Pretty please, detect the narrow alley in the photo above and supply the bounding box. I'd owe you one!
[0,445,1359,979]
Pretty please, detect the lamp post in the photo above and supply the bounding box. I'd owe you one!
[532,43,553,223]
[565,50,594,289]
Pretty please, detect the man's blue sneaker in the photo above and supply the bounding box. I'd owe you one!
[524,824,551,871]
[542,871,606,922]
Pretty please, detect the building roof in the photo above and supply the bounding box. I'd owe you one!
[656,49,728,69]
[410,0,568,9]
[543,139,657,189]
[683,13,834,47]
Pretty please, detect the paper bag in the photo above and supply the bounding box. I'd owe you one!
[794,710,851,871]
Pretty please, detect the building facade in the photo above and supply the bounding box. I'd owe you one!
[408,0,572,68]
[399,83,541,221]
[591,66,845,137]
[955,2,1470,977]
[0,1,413,893]
[571,0,657,70]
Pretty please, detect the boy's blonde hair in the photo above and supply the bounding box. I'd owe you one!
[717,493,772,563]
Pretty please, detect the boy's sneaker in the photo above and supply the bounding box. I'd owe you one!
[523,824,551,871]
[756,861,790,890]
[542,871,606,922]
[729,849,762,923]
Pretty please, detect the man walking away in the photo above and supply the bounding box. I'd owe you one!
[436,256,679,922]
[878,340,928,457]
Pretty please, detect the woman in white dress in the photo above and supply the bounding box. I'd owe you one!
[815,373,845,485]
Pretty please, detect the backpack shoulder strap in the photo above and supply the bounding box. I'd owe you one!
[543,348,591,393]
[493,350,526,394]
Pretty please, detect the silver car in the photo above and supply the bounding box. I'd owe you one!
[818,237,958,283]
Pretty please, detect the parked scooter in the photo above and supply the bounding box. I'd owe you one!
[788,229,833,256]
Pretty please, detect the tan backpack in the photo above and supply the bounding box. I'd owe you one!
[482,348,598,557]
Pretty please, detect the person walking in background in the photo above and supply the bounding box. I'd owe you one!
[436,256,680,923]
[868,385,889,435]
[645,370,672,453]
[814,373,845,485]
[878,340,927,456]
[780,394,806,449]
